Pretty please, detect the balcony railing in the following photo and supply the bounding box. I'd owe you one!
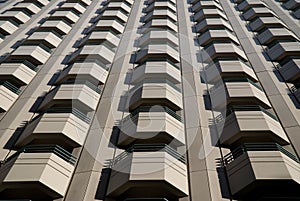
[130,79,181,92]
[22,43,53,53]
[74,58,110,71]
[107,144,185,168]
[1,81,21,94]
[222,143,300,166]
[5,59,38,71]
[46,107,91,123]
[123,106,182,123]
[1,144,77,165]
[135,58,180,70]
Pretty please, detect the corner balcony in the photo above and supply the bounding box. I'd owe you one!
[202,43,247,62]
[26,31,63,48]
[107,144,188,198]
[0,82,20,112]
[213,106,289,147]
[39,81,101,111]
[144,9,177,23]
[135,44,179,64]
[78,31,120,48]
[56,60,109,86]
[224,143,300,199]
[128,80,182,110]
[0,145,76,199]
[39,20,72,35]
[69,44,115,65]
[204,60,257,83]
[145,2,176,13]
[237,0,266,11]
[191,0,222,13]
[249,17,286,32]
[198,29,239,46]
[118,106,185,147]
[0,62,36,85]
[257,28,297,45]
[138,30,178,47]
[99,10,128,23]
[0,11,30,24]
[13,2,41,14]
[60,3,86,14]
[0,20,18,35]
[10,44,51,65]
[194,9,227,22]
[195,18,233,33]
[277,59,300,82]
[49,10,80,24]
[141,19,178,33]
[266,42,300,61]
[131,60,181,84]
[15,108,90,148]
[242,7,275,21]
[209,79,271,109]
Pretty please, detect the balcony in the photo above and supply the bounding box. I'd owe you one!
[25,31,63,48]
[65,0,92,6]
[144,9,177,23]
[118,106,184,147]
[105,2,131,14]
[224,143,300,199]
[135,44,179,63]
[128,80,182,110]
[49,10,80,24]
[191,1,222,13]
[213,106,289,147]
[198,29,239,46]
[0,11,31,24]
[266,42,300,61]
[284,0,300,10]
[194,8,227,22]
[209,79,271,109]
[12,2,41,14]
[0,145,76,199]
[249,17,286,32]
[39,20,72,35]
[23,0,49,6]
[237,0,266,11]
[202,43,247,62]
[147,0,176,5]
[107,144,188,198]
[39,81,101,111]
[79,31,120,48]
[60,3,86,14]
[242,7,275,21]
[141,19,177,33]
[195,18,233,33]
[0,21,18,35]
[56,61,109,86]
[204,60,257,83]
[131,60,181,84]
[99,10,128,23]
[0,62,36,85]
[10,44,51,65]
[0,82,20,112]
[145,2,176,13]
[91,19,125,34]
[277,59,300,82]
[138,30,178,47]
[15,110,90,148]
[257,28,297,45]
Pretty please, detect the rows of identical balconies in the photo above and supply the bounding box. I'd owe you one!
[0,0,90,113]
[236,1,300,103]
[277,0,300,19]
[0,0,95,199]
[107,0,188,200]
[0,0,50,40]
[213,0,300,198]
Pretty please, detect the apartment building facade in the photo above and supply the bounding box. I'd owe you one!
[0,0,299,200]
